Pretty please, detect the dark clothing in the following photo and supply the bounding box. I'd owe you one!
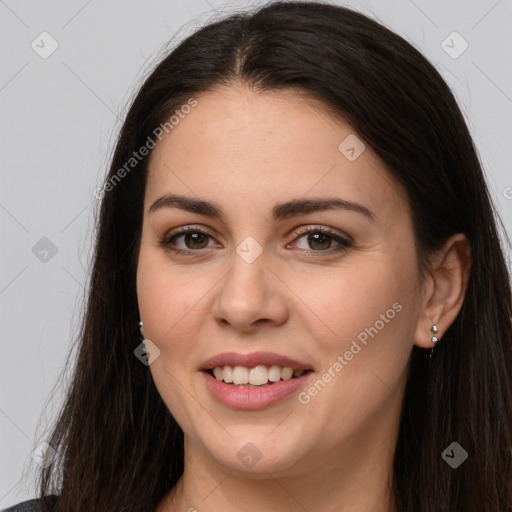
[2,495,59,512]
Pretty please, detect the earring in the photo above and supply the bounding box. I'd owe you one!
[430,324,439,358]
[138,320,144,340]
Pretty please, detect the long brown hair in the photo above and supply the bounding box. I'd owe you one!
[31,2,512,510]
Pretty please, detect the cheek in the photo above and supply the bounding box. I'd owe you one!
[307,253,415,352]
[136,251,210,429]
[136,248,207,355]
[326,254,418,386]
[303,257,418,428]
[299,256,417,434]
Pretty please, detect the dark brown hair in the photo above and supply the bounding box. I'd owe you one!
[28,1,512,511]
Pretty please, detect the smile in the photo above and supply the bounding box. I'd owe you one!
[200,351,314,409]
[208,364,307,386]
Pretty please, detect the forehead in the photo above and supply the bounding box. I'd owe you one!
[145,85,408,222]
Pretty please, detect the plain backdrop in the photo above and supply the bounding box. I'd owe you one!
[1,0,511,507]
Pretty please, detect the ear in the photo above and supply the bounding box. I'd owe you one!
[413,233,472,349]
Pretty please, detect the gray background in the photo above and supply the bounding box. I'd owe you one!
[1,0,511,507]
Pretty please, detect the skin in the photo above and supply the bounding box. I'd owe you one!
[136,84,472,512]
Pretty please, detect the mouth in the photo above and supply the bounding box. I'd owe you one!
[200,351,314,409]
[204,365,313,387]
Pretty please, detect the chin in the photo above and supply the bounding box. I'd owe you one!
[197,428,312,476]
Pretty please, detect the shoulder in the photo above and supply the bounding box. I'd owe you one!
[2,498,40,512]
[2,495,59,512]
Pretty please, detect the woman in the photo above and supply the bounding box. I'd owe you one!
[4,1,511,511]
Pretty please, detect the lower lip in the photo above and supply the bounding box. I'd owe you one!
[202,371,312,410]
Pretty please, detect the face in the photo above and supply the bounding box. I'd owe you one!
[136,85,425,477]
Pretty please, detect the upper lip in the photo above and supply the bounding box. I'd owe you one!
[200,351,312,371]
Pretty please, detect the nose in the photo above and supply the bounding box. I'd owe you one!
[212,247,289,333]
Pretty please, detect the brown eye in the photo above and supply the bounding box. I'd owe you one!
[179,232,210,250]
[161,228,215,254]
[160,225,351,256]
[304,232,333,251]
[292,227,352,253]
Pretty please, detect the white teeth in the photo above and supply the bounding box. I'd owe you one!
[249,365,268,385]
[222,365,233,383]
[281,367,293,380]
[211,364,307,386]
[232,366,249,385]
[268,365,282,382]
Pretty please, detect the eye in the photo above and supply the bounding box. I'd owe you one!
[288,226,352,254]
[160,226,215,254]
[159,225,352,256]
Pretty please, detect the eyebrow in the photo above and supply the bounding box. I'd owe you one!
[148,193,376,222]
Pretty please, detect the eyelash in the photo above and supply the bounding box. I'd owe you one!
[159,225,352,257]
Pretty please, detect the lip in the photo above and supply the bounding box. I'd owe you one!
[200,351,312,372]
[201,370,313,410]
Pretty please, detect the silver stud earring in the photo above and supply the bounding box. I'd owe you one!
[430,324,439,358]
[431,324,438,344]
